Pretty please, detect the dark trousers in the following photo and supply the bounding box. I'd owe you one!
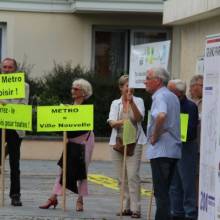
[170,141,198,219]
[150,157,178,220]
[0,129,22,198]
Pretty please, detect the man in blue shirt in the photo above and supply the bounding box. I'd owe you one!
[168,79,198,220]
[144,67,182,220]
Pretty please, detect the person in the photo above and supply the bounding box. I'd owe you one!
[144,67,182,220]
[189,74,203,207]
[0,57,30,206]
[108,75,146,219]
[189,75,203,116]
[168,79,198,220]
[39,78,94,212]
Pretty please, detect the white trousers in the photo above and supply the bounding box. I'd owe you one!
[111,144,143,212]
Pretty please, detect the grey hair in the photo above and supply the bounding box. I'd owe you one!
[72,78,93,99]
[151,67,170,86]
[170,79,186,94]
[190,74,203,86]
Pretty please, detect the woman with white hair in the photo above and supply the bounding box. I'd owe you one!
[39,78,94,212]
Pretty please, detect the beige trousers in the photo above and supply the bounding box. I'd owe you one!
[111,144,143,212]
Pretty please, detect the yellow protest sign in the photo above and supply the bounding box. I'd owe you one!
[148,111,189,142]
[0,104,32,130]
[123,119,136,145]
[180,113,189,142]
[0,72,25,99]
[37,105,94,132]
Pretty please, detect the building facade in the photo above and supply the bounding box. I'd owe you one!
[0,0,169,77]
[164,0,220,81]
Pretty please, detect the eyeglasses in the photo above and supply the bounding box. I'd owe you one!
[192,83,203,87]
[145,76,158,81]
[72,87,81,91]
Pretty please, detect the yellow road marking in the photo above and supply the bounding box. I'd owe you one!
[88,174,153,197]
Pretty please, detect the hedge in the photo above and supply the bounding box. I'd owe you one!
[24,63,151,137]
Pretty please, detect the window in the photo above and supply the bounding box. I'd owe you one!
[0,28,2,61]
[0,24,6,61]
[92,27,170,76]
[131,29,170,45]
[93,29,128,77]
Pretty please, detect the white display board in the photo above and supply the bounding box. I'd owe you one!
[199,34,220,220]
[129,40,170,88]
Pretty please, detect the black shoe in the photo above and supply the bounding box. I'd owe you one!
[11,196,22,206]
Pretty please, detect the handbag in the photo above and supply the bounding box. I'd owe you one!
[113,103,137,157]
[114,136,136,156]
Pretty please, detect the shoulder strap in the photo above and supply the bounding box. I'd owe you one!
[86,131,91,142]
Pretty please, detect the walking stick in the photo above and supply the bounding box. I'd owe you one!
[0,129,6,207]
[62,131,67,211]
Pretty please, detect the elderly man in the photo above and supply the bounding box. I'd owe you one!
[189,74,203,208]
[144,67,182,220]
[168,80,198,220]
[189,75,203,115]
[0,58,29,206]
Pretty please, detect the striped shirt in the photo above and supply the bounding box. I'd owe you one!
[146,87,182,160]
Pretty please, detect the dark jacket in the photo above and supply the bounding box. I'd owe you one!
[180,96,199,142]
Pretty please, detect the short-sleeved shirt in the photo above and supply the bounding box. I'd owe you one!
[146,87,182,160]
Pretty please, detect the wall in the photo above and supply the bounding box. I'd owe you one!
[171,15,220,82]
[163,0,220,25]
[0,11,163,77]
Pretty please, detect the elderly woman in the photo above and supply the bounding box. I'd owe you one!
[39,78,95,212]
[108,75,146,218]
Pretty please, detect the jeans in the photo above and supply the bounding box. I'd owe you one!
[0,129,22,198]
[170,141,198,219]
[150,157,178,220]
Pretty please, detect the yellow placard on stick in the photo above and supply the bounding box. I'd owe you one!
[37,105,94,132]
[180,113,189,142]
[0,72,25,99]
[0,104,32,131]
[123,119,136,145]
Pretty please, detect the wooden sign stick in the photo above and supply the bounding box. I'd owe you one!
[62,131,67,211]
[0,129,6,207]
[120,96,130,218]
[120,144,128,219]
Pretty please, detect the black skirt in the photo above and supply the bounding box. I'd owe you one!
[57,142,87,193]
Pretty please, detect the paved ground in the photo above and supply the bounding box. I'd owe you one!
[20,140,148,162]
[0,160,155,220]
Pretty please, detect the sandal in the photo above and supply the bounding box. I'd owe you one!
[76,199,83,212]
[131,212,141,218]
[116,209,133,216]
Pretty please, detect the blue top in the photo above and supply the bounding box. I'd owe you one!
[180,96,198,142]
[147,87,182,160]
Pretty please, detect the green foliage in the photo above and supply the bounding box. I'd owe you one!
[23,62,152,137]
